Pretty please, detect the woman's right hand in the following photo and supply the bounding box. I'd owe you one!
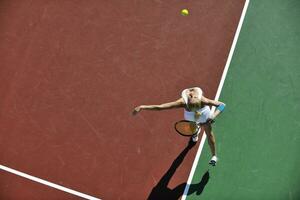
[132,106,143,115]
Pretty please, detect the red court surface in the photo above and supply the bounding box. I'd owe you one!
[0,171,79,200]
[0,1,245,199]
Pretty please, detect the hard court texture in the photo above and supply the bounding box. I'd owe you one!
[0,0,245,199]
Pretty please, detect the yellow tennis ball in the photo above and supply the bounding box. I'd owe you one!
[181,9,189,16]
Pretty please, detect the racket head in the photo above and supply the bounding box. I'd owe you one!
[174,120,199,136]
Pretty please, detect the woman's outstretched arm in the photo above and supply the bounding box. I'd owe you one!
[132,98,184,115]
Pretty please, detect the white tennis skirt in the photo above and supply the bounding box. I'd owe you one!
[184,106,212,124]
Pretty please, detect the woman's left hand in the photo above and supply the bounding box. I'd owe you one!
[206,117,215,124]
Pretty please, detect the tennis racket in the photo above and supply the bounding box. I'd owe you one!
[174,120,200,136]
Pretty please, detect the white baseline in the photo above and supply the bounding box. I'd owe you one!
[0,165,101,200]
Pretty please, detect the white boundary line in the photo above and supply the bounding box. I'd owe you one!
[0,165,101,200]
[181,0,250,199]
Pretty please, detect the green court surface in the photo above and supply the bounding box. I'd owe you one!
[187,0,300,199]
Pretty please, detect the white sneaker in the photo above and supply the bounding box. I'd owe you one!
[209,156,218,166]
[192,134,199,142]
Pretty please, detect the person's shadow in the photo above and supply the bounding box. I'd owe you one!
[147,139,210,200]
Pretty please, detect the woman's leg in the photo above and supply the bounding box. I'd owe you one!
[203,123,218,166]
[203,123,216,156]
[191,124,201,142]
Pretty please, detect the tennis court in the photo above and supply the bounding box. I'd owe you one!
[1,0,299,199]
[186,1,300,200]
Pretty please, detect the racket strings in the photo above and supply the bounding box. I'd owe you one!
[175,121,199,136]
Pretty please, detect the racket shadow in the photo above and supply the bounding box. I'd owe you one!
[147,139,199,200]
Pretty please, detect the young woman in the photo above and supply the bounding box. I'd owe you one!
[132,87,226,166]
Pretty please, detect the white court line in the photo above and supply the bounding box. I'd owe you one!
[0,165,101,200]
[181,0,250,199]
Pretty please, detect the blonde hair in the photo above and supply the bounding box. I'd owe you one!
[181,87,203,111]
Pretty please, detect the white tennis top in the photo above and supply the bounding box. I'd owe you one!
[183,106,211,123]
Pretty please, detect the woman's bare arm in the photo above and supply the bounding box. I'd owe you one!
[132,98,184,115]
[201,96,224,107]
[201,96,226,121]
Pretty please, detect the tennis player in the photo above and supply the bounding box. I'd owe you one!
[132,87,226,166]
